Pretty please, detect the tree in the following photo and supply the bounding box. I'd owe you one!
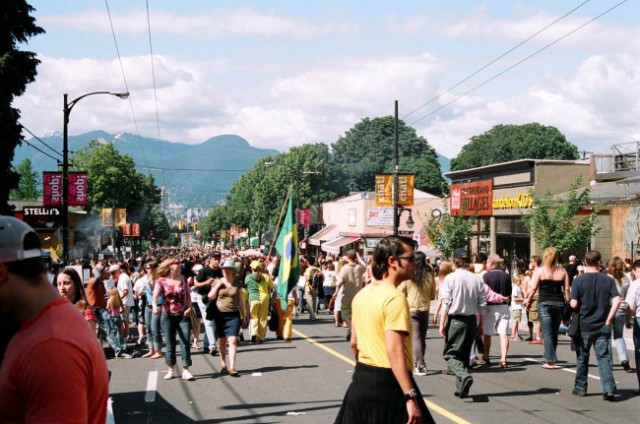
[425,207,473,260]
[9,158,38,200]
[332,116,445,195]
[524,176,599,257]
[450,123,579,171]
[0,1,44,213]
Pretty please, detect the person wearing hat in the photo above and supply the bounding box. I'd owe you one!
[208,258,247,376]
[0,216,109,422]
[438,247,487,399]
[245,260,274,343]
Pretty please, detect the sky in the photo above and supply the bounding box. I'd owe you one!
[14,0,640,161]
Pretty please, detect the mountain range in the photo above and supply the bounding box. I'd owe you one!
[14,131,450,209]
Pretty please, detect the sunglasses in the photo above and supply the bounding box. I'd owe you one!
[397,254,417,263]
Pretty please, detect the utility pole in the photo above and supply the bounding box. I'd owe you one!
[393,100,400,236]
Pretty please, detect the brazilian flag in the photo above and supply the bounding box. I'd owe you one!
[275,194,300,310]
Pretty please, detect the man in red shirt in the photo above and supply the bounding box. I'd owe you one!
[0,216,109,423]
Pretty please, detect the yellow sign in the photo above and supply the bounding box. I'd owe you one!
[493,193,533,209]
[375,174,415,206]
[100,208,127,227]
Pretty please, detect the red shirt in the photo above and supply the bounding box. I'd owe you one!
[0,298,109,423]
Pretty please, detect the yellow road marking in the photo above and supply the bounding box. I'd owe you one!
[293,328,472,424]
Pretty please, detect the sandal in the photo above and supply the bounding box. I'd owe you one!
[542,363,556,369]
[499,361,508,368]
[229,368,239,377]
[141,351,154,358]
[149,352,163,359]
[220,366,229,375]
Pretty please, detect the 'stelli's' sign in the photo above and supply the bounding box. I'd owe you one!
[450,180,493,216]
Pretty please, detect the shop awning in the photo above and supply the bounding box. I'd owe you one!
[321,236,361,254]
[308,224,340,246]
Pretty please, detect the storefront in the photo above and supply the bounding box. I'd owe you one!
[445,159,590,271]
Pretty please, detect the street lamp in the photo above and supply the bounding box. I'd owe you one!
[62,91,129,264]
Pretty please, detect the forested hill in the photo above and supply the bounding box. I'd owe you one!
[13,131,279,208]
[14,131,450,208]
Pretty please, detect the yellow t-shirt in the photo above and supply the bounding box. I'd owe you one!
[352,281,413,370]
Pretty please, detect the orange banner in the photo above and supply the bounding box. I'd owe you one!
[375,174,414,206]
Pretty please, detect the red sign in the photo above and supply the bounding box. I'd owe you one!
[123,223,132,237]
[298,209,310,227]
[43,172,63,206]
[132,223,140,237]
[68,173,88,206]
[450,180,493,216]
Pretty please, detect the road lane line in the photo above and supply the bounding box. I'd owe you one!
[145,371,158,403]
[293,328,472,424]
[523,357,607,381]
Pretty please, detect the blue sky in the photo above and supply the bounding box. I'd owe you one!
[15,0,640,159]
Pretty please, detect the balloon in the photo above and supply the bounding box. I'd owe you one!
[196,230,202,237]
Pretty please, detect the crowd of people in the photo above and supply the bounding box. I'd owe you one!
[1,214,639,423]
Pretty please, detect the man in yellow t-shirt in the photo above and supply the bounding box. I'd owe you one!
[335,236,435,424]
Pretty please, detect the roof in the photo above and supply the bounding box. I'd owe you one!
[331,189,439,204]
[444,158,589,178]
[554,176,640,202]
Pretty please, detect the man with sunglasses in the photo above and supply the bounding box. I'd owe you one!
[438,247,486,399]
[335,236,435,424]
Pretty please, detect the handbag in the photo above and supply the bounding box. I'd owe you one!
[268,303,279,332]
[561,302,574,326]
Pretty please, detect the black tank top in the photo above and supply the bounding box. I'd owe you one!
[539,278,565,303]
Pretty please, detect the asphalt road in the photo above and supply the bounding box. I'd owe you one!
[108,313,639,424]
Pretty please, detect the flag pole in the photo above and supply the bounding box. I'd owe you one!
[267,186,293,258]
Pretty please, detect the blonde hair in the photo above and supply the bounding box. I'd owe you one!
[438,261,454,280]
[542,247,559,268]
[155,257,176,279]
[107,287,122,309]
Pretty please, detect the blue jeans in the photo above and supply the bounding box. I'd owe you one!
[197,295,216,351]
[96,308,125,356]
[539,301,564,363]
[160,314,192,367]
[144,307,163,351]
[574,325,616,394]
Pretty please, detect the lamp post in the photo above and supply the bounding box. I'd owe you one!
[62,91,129,264]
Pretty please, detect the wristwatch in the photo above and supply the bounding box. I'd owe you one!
[404,388,418,401]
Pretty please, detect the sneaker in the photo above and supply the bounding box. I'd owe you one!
[210,348,219,356]
[413,364,427,376]
[572,389,586,397]
[509,335,523,341]
[621,360,631,371]
[118,352,134,359]
[182,369,195,381]
[164,369,176,380]
[603,392,616,402]
[459,376,474,399]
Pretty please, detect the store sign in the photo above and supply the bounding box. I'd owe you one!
[365,238,382,248]
[375,174,415,206]
[22,207,62,227]
[298,209,310,227]
[493,193,533,210]
[366,206,394,226]
[450,180,493,216]
[101,208,127,227]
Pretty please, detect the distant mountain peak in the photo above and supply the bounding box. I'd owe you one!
[203,134,251,148]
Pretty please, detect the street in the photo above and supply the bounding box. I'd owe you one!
[108,313,638,424]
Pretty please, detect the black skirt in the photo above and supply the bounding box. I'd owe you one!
[335,362,435,424]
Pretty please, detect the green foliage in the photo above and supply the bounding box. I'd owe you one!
[0,1,44,213]
[450,123,579,171]
[202,143,348,236]
[9,158,39,200]
[332,116,445,195]
[524,176,599,257]
[425,207,473,260]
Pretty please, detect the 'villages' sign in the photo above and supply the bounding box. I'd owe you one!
[450,180,493,216]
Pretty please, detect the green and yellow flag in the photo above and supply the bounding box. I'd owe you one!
[275,194,300,310]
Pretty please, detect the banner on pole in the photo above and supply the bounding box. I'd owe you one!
[43,172,64,206]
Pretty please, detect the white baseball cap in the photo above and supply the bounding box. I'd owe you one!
[0,216,42,263]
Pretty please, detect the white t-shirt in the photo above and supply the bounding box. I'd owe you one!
[511,284,524,310]
[625,278,640,318]
[117,273,134,307]
[133,275,146,294]
[323,270,337,288]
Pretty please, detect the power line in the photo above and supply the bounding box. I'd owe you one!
[136,165,251,172]
[18,122,63,159]
[104,0,150,172]
[409,0,630,127]
[145,0,165,185]
[19,138,61,163]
